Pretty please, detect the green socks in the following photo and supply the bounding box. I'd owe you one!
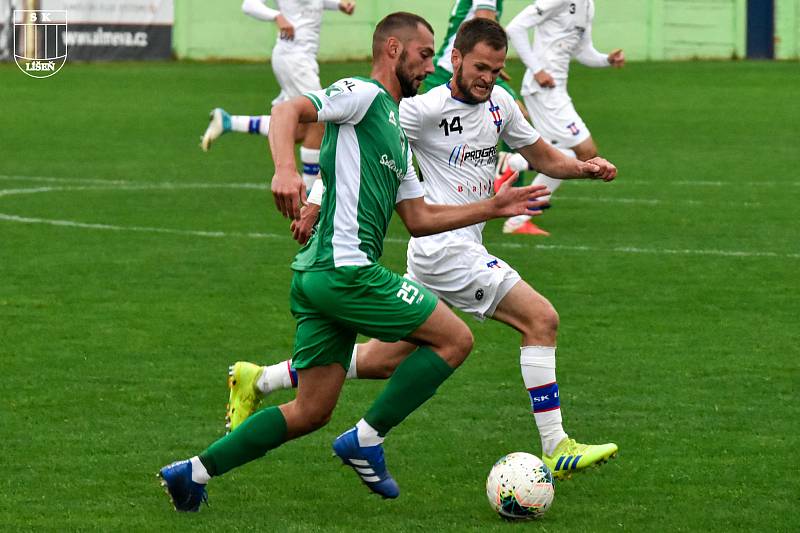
[365,346,454,436]
[198,348,455,476]
[199,406,288,476]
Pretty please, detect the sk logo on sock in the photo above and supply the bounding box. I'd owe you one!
[14,10,67,78]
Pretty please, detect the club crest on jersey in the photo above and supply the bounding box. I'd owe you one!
[488,99,503,133]
[13,10,68,78]
[567,122,581,136]
[448,144,498,168]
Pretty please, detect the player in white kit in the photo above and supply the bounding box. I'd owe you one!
[200,0,355,191]
[501,0,624,235]
[226,18,619,479]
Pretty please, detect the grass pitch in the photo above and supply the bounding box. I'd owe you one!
[0,59,797,531]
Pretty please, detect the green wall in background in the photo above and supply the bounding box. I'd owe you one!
[173,0,798,61]
[776,0,800,58]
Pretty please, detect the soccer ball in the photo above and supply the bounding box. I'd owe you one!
[486,452,555,520]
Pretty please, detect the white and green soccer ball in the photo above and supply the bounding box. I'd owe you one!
[486,452,555,520]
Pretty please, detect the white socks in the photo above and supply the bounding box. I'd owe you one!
[256,360,295,394]
[532,147,574,202]
[255,346,359,394]
[508,147,576,226]
[531,173,563,203]
[190,456,211,484]
[300,147,321,191]
[520,346,568,456]
[230,115,270,135]
[356,418,384,446]
[346,345,359,379]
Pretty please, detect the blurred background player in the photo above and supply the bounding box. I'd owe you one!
[226,18,619,481]
[200,0,355,191]
[501,0,624,235]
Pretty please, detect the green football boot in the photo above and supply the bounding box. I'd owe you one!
[225,361,265,433]
[542,438,618,480]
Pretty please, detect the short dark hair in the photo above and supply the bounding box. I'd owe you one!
[453,17,508,56]
[372,12,434,58]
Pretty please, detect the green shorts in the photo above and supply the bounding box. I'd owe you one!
[289,264,438,371]
[421,64,520,100]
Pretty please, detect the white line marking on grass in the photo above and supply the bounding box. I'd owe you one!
[522,243,800,259]
[4,174,798,189]
[1,181,796,259]
[2,212,796,260]
[0,187,60,197]
[0,177,763,207]
[0,213,285,240]
[597,179,799,187]
[0,175,133,185]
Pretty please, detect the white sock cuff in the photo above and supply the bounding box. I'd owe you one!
[507,152,530,171]
[190,456,211,484]
[520,345,556,368]
[300,146,320,163]
[258,115,271,136]
[346,345,359,379]
[356,418,383,446]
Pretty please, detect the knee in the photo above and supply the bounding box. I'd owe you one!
[445,325,474,366]
[525,301,559,339]
[540,305,559,335]
[374,360,395,379]
[290,403,334,434]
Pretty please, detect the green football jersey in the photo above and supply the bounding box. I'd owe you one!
[434,0,503,73]
[292,77,424,271]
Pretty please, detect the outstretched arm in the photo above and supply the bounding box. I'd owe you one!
[574,23,624,68]
[395,181,549,238]
[516,138,617,181]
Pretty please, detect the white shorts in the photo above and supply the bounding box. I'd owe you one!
[406,239,521,321]
[270,51,321,107]
[523,87,591,148]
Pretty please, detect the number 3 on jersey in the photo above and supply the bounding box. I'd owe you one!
[438,116,463,136]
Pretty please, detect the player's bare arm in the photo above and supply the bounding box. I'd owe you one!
[268,96,320,219]
[517,138,617,181]
[395,182,549,237]
[288,183,550,245]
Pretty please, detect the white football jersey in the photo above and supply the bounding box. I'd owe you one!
[271,0,339,57]
[400,83,540,252]
[506,0,608,95]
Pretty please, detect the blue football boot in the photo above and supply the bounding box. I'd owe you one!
[333,427,400,499]
[158,460,208,512]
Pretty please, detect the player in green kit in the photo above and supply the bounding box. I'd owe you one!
[425,0,513,96]
[158,12,552,511]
